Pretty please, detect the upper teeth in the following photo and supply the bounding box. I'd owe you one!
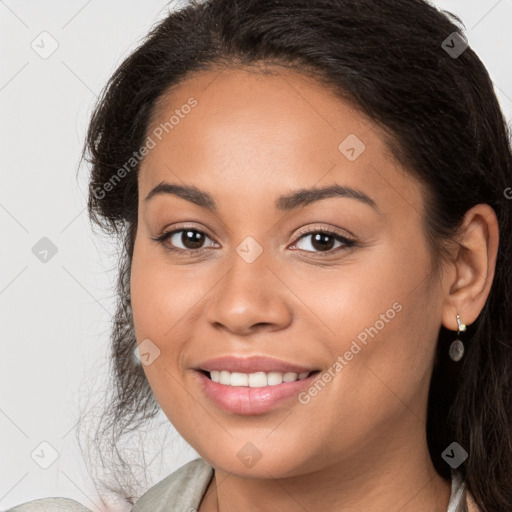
[209,370,310,387]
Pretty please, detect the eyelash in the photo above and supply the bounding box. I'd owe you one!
[151,224,357,258]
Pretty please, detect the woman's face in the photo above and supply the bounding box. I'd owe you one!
[130,66,444,478]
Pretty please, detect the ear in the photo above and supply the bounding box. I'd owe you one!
[441,203,499,331]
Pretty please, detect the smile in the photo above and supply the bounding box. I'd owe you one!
[205,370,317,387]
[195,369,321,415]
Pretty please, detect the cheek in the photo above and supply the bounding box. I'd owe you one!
[130,235,197,344]
[129,238,213,408]
[307,234,438,405]
[129,261,189,428]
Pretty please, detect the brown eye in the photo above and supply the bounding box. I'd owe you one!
[155,228,218,253]
[290,229,356,254]
[175,229,207,250]
[305,232,336,251]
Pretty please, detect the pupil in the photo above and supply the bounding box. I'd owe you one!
[312,233,334,251]
[183,230,205,249]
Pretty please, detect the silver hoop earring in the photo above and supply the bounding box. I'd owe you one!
[449,314,466,362]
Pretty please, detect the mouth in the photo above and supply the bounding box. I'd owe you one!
[198,369,321,387]
[195,368,322,415]
[193,355,323,414]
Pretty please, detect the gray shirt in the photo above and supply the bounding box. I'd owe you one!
[4,457,474,511]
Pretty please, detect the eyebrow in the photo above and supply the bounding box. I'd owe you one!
[144,181,380,213]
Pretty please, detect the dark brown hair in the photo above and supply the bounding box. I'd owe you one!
[80,0,512,509]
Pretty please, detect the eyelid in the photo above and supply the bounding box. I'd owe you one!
[164,222,215,240]
[292,223,356,241]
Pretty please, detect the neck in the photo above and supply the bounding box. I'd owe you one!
[199,416,452,512]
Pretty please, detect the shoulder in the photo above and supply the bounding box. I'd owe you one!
[3,497,92,511]
[449,470,483,512]
[3,458,213,512]
[132,457,214,512]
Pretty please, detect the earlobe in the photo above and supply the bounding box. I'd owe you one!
[441,203,499,331]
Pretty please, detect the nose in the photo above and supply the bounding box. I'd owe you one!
[204,247,293,337]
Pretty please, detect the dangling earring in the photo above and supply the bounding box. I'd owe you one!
[449,314,466,362]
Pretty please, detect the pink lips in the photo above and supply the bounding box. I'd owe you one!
[193,355,320,415]
[197,355,316,374]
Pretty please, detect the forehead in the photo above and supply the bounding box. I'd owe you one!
[139,66,422,215]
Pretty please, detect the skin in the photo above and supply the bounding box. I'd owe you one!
[130,66,498,512]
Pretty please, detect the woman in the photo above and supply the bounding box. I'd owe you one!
[8,0,511,510]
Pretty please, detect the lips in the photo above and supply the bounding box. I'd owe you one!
[192,355,321,415]
[195,370,320,415]
[196,355,317,374]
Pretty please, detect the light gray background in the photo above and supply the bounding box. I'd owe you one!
[1,1,511,510]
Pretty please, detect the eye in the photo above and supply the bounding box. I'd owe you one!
[152,227,218,254]
[289,226,356,255]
